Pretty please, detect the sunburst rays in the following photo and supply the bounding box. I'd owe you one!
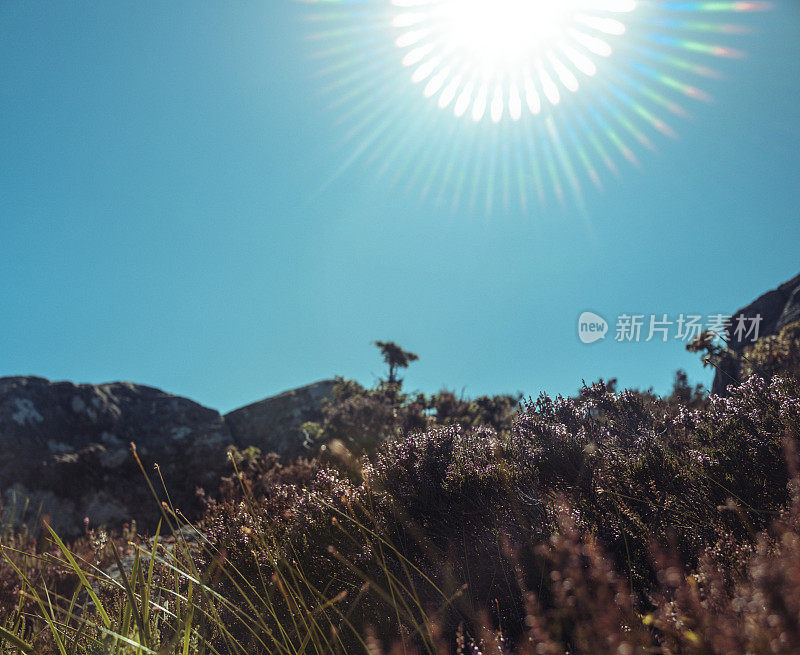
[393,0,638,123]
[299,0,770,213]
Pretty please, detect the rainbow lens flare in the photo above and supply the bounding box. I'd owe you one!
[394,0,636,122]
[299,0,770,213]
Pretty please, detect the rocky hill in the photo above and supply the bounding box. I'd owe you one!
[0,377,334,535]
[712,272,800,394]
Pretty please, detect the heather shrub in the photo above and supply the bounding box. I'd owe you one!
[667,369,708,411]
[688,321,800,393]
[445,477,800,655]
[361,425,545,640]
[429,389,521,432]
[201,425,542,647]
[677,376,800,516]
[194,375,800,651]
[521,376,800,582]
[513,383,711,584]
[310,376,521,457]
[314,377,431,454]
[741,320,800,381]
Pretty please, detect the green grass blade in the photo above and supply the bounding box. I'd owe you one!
[0,625,38,654]
[45,524,112,629]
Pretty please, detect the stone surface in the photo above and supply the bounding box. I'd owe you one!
[0,377,234,535]
[0,377,337,535]
[224,380,336,461]
[712,272,800,394]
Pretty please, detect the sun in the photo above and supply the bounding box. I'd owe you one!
[300,0,769,211]
[392,0,637,122]
[438,0,575,62]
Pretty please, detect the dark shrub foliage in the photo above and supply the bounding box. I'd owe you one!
[741,320,800,382]
[688,320,800,393]
[199,372,800,652]
[311,376,521,457]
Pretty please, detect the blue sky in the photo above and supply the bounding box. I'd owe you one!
[1,1,799,413]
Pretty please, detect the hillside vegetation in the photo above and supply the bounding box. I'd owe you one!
[1,330,800,654]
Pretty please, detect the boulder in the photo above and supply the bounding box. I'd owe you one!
[0,377,234,536]
[712,272,800,394]
[224,380,336,461]
[0,377,339,535]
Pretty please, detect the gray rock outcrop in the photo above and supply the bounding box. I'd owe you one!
[224,380,336,461]
[0,377,337,535]
[712,272,800,395]
[0,377,234,535]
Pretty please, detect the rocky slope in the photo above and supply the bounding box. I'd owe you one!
[712,272,800,394]
[0,377,334,535]
[226,380,335,460]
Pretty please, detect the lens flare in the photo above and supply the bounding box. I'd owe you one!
[393,0,637,122]
[299,0,771,213]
